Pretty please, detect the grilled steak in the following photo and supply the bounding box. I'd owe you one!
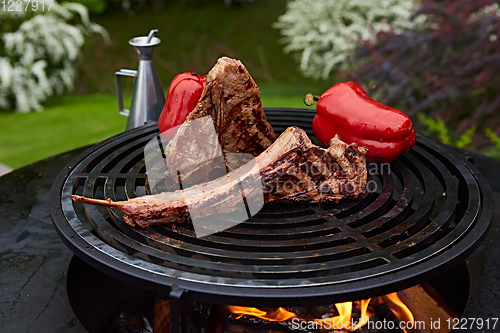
[71,127,368,227]
[185,56,275,154]
[164,57,276,186]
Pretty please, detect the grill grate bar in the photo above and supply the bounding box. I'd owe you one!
[75,203,386,278]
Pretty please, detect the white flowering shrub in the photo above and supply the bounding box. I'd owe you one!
[0,2,107,112]
[274,0,424,79]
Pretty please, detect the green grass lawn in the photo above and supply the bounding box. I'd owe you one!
[0,88,314,170]
[0,94,127,169]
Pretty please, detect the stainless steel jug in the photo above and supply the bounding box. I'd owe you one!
[115,29,165,130]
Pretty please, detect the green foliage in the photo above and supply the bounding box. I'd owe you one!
[417,114,476,148]
[345,0,500,140]
[483,128,500,159]
[177,0,255,6]
[0,1,108,112]
[273,0,423,79]
[62,0,147,16]
[456,127,477,149]
[78,0,329,95]
[418,114,500,159]
[223,0,255,6]
[179,0,207,5]
[62,0,107,13]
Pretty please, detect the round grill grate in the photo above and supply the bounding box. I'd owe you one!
[51,108,493,306]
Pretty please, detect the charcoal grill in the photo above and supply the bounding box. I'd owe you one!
[50,108,493,332]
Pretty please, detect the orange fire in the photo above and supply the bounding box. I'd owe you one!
[382,293,414,332]
[314,299,372,331]
[227,293,414,332]
[227,306,297,322]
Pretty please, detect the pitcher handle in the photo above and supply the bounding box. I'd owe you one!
[115,69,137,117]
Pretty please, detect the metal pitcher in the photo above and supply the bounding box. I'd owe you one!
[115,29,165,130]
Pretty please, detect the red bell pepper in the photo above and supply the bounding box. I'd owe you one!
[310,82,416,163]
[158,72,206,140]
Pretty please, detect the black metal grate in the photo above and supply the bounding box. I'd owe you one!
[51,108,493,308]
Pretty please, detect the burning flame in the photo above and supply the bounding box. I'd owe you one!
[227,293,414,332]
[311,299,372,332]
[228,299,371,332]
[227,306,297,322]
[382,292,414,332]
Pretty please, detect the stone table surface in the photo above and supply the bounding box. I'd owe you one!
[0,147,88,333]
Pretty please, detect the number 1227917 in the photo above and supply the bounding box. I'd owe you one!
[1,0,53,12]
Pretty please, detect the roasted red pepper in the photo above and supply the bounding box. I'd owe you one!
[311,82,416,163]
[158,72,206,140]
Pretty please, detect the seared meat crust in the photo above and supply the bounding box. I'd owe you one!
[164,57,276,186]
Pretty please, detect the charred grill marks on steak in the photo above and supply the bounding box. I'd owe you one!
[181,57,275,156]
[70,127,368,227]
[258,128,367,203]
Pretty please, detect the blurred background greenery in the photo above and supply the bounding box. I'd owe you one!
[0,0,323,169]
[1,0,500,170]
